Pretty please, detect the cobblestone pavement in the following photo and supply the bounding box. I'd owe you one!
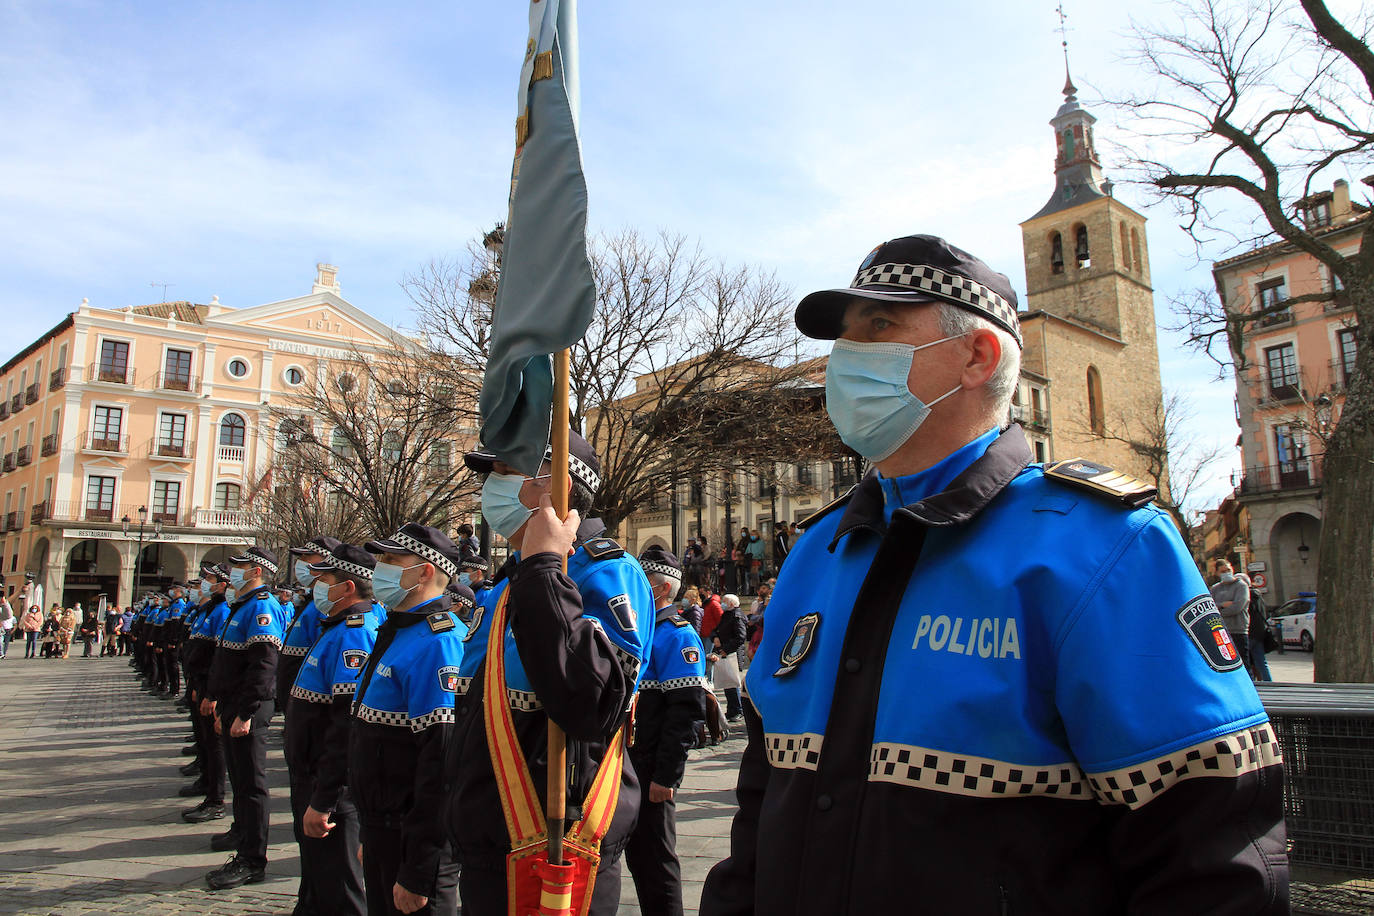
[0,655,744,915]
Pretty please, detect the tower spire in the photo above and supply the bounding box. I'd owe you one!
[1056,2,1076,100]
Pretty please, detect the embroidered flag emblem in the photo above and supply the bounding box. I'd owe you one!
[775,613,820,677]
[681,646,700,665]
[1176,596,1244,672]
[438,665,461,692]
[343,649,367,670]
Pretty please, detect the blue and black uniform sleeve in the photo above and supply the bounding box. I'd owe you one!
[237,597,285,721]
[396,629,464,899]
[508,551,655,741]
[1055,511,1287,913]
[309,612,377,813]
[653,624,708,788]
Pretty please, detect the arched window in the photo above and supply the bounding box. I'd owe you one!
[1049,232,1065,275]
[1130,228,1143,274]
[1086,366,1105,436]
[218,413,246,447]
[1120,223,1131,270]
[1074,225,1090,268]
[214,482,241,511]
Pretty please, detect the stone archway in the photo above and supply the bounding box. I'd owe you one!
[135,542,189,595]
[1269,512,1321,601]
[63,538,122,610]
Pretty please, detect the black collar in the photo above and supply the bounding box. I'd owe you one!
[829,425,1032,551]
[575,516,608,546]
[384,594,452,629]
[655,605,678,625]
[230,584,271,609]
[321,599,372,631]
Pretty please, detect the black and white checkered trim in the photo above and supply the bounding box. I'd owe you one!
[229,550,279,576]
[853,262,1022,345]
[541,444,601,493]
[454,675,473,696]
[316,553,374,580]
[355,704,410,728]
[765,732,825,770]
[612,644,641,682]
[870,742,1090,800]
[639,561,682,584]
[1087,724,1282,809]
[246,634,283,649]
[387,531,459,580]
[332,682,358,696]
[281,644,309,657]
[290,684,332,704]
[411,706,456,732]
[219,639,248,651]
[639,676,709,692]
[507,689,543,712]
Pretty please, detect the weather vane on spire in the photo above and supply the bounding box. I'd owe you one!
[1055,2,1077,99]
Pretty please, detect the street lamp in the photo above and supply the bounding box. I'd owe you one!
[121,506,153,601]
[1298,525,1311,565]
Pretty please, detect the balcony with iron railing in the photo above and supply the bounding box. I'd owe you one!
[30,501,47,523]
[146,438,193,460]
[25,382,39,405]
[1235,457,1324,495]
[192,508,256,530]
[0,402,8,421]
[15,445,32,467]
[5,510,20,533]
[40,433,58,457]
[9,393,20,414]
[150,371,200,394]
[40,500,184,526]
[48,367,66,391]
[1329,358,1356,392]
[1011,404,1051,431]
[84,430,130,454]
[1,453,14,473]
[86,361,135,386]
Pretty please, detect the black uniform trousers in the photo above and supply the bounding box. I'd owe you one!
[163,646,181,694]
[292,784,363,915]
[221,703,273,867]
[197,707,225,804]
[360,824,459,916]
[625,786,683,916]
[457,854,622,916]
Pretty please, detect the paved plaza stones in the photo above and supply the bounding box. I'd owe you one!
[0,655,745,915]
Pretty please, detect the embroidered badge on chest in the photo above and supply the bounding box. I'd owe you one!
[774,612,820,677]
[342,649,368,670]
[607,594,636,632]
[681,646,700,665]
[438,665,461,692]
[256,613,270,626]
[1176,595,1244,672]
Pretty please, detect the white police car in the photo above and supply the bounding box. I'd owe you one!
[1273,593,1317,652]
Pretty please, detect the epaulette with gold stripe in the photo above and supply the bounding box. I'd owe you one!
[1044,458,1157,508]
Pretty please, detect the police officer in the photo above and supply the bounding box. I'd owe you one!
[700,235,1288,914]
[159,584,188,700]
[626,547,707,916]
[142,593,166,691]
[288,542,385,916]
[448,433,656,915]
[183,565,234,824]
[204,546,288,890]
[351,523,470,916]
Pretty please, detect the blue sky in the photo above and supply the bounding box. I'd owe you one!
[2,0,1356,511]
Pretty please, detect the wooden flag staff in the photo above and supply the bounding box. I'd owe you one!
[547,347,572,865]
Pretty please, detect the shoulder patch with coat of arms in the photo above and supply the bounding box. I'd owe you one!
[342,649,368,669]
[681,646,700,665]
[256,613,271,626]
[437,665,461,692]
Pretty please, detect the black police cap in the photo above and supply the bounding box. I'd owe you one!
[307,542,377,580]
[365,523,464,581]
[638,545,683,584]
[289,535,344,558]
[463,428,602,495]
[227,545,280,576]
[796,234,1021,347]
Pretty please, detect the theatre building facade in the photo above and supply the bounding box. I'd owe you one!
[0,265,404,609]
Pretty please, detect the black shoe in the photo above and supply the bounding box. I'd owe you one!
[206,856,265,890]
[182,801,226,823]
[181,745,197,757]
[210,828,241,852]
[179,761,201,777]
[179,780,209,798]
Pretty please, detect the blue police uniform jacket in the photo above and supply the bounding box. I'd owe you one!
[207,586,287,722]
[348,593,465,899]
[631,607,708,788]
[701,426,1287,916]
[163,597,188,647]
[277,598,321,709]
[184,595,231,693]
[445,519,656,866]
[287,600,384,813]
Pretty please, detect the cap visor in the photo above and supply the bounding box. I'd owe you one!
[287,546,313,555]
[463,451,497,474]
[227,553,254,564]
[795,288,938,340]
[306,560,335,573]
[364,537,405,555]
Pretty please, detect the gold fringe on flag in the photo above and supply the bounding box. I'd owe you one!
[516,110,530,147]
[532,50,554,82]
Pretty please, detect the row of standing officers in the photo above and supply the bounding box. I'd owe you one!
[125,428,708,915]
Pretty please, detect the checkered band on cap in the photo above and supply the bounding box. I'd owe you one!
[543,444,601,493]
[853,262,1022,345]
[460,555,488,570]
[640,560,682,584]
[317,552,374,580]
[230,548,279,576]
[387,530,459,580]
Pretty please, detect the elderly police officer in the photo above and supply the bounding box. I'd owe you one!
[352,523,471,916]
[288,541,386,916]
[700,235,1287,915]
[626,546,708,916]
[204,546,288,890]
[448,431,656,916]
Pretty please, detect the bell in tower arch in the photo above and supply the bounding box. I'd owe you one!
[1075,226,1090,267]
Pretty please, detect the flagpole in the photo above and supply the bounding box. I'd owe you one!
[547,347,571,865]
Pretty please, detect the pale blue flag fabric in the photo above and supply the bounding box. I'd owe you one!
[477,0,596,476]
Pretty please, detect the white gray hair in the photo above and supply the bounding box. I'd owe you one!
[936,303,1021,418]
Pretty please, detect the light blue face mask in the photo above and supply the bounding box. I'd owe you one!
[458,572,473,588]
[312,579,340,616]
[294,560,317,588]
[824,337,962,461]
[373,561,423,610]
[228,568,248,590]
[481,472,538,540]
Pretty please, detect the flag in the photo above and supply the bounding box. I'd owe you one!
[478,0,596,476]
